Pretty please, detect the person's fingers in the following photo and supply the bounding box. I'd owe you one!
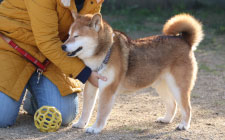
[96,74,107,81]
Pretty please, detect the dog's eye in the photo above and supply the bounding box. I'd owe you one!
[74,35,79,38]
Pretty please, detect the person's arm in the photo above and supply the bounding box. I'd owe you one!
[24,0,88,81]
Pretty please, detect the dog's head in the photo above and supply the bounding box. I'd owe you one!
[62,12,106,59]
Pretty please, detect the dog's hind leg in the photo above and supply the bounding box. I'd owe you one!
[154,78,177,124]
[165,68,195,130]
[72,82,98,129]
[167,55,197,130]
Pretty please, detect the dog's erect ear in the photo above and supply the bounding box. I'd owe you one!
[71,10,77,20]
[90,13,102,32]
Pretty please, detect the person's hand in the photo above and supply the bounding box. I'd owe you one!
[88,71,107,87]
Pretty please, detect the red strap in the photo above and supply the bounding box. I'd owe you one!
[0,33,50,72]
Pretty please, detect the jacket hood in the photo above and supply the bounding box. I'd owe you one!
[61,0,71,7]
[61,0,103,7]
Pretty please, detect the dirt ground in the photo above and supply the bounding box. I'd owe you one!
[0,16,225,140]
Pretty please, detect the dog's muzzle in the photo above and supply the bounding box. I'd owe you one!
[61,45,83,57]
[67,47,83,57]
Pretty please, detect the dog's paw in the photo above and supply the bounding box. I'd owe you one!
[85,127,102,134]
[176,123,190,130]
[72,121,87,129]
[156,117,172,123]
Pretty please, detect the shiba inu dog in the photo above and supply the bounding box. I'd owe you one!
[62,13,203,134]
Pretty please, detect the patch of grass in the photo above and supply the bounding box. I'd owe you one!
[109,17,147,33]
[102,6,167,34]
[120,125,147,134]
[191,93,201,99]
[103,4,225,32]
[120,125,135,131]
[216,64,225,71]
[199,64,216,73]
[214,100,225,106]
[103,8,158,34]
[199,63,220,74]
[217,25,225,34]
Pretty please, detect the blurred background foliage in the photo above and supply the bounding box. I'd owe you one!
[103,0,225,10]
[101,0,225,51]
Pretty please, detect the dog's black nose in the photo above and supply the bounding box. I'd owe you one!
[62,45,67,51]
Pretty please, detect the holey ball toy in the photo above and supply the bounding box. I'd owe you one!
[34,106,62,132]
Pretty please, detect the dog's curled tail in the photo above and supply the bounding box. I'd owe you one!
[163,13,204,49]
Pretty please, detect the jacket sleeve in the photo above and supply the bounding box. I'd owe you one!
[24,0,85,78]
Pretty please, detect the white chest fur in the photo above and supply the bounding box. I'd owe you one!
[83,56,104,71]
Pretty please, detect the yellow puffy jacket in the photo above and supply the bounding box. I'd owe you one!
[0,0,103,101]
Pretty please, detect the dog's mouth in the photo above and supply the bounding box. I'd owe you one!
[67,47,83,57]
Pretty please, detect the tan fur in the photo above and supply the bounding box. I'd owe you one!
[163,13,204,49]
[63,13,204,133]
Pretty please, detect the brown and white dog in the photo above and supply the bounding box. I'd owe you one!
[62,13,204,134]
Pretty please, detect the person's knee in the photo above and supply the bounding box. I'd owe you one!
[0,114,16,128]
[0,92,22,128]
[0,120,14,128]
[61,111,77,125]
[0,107,18,128]
[61,95,78,125]
[61,102,78,125]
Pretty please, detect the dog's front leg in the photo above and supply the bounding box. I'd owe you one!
[85,73,119,134]
[85,85,118,134]
[72,81,98,129]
